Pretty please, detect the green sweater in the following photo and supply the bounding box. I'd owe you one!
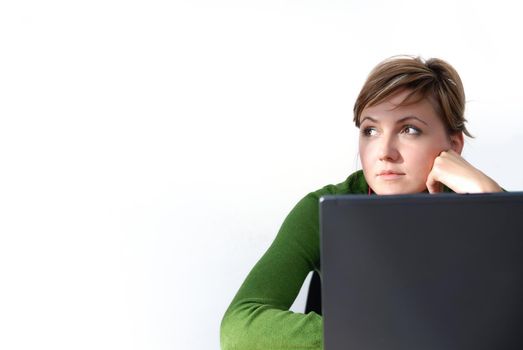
[220,170,370,349]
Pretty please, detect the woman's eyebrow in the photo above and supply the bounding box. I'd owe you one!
[360,115,429,126]
[360,116,378,124]
[397,115,429,126]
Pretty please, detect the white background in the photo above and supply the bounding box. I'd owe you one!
[1,1,522,349]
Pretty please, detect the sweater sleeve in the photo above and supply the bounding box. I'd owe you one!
[220,192,323,350]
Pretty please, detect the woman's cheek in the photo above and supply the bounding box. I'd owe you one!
[358,144,370,168]
[417,153,439,180]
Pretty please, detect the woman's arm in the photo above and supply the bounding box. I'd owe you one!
[221,193,323,350]
[426,150,503,193]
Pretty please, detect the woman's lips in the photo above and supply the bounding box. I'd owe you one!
[377,171,405,180]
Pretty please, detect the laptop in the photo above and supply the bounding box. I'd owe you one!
[320,192,523,350]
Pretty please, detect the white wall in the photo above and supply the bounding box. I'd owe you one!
[1,1,522,349]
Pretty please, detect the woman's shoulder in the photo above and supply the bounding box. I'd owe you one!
[309,169,369,199]
[285,170,369,221]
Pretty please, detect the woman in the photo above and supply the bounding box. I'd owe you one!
[220,56,503,349]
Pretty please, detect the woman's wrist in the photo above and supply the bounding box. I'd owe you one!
[467,168,503,193]
[477,176,503,193]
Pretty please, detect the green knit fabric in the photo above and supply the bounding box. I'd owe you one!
[220,169,459,349]
[220,170,369,350]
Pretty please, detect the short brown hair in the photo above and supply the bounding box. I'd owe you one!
[353,56,472,137]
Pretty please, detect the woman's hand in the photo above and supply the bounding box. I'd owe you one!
[426,149,503,194]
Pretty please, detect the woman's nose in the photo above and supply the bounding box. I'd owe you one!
[378,135,400,162]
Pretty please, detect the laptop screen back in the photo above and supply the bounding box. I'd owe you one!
[320,192,523,350]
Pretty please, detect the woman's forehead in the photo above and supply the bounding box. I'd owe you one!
[360,90,440,122]
[362,101,437,121]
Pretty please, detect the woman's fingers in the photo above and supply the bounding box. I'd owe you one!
[425,171,443,194]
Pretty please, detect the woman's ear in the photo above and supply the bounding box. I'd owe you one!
[449,132,464,154]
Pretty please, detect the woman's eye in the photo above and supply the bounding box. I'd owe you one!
[362,127,378,136]
[402,126,421,135]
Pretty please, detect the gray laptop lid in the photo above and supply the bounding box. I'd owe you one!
[320,192,523,350]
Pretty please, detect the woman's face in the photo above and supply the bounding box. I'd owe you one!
[359,89,462,195]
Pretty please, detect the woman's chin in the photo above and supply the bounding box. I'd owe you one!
[371,183,426,195]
